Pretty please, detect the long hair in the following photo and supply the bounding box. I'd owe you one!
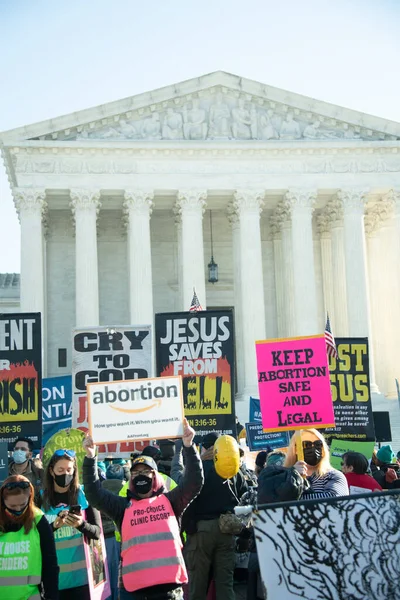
[284,428,332,477]
[0,475,36,534]
[42,453,80,510]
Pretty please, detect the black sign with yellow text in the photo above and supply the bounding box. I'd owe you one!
[0,313,42,448]
[324,338,375,442]
[155,310,236,443]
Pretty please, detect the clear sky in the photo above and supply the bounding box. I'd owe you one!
[0,0,399,272]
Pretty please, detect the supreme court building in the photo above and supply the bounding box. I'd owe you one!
[1,72,400,419]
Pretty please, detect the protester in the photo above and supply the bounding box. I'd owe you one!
[265,450,286,468]
[82,418,203,600]
[0,474,59,600]
[157,440,177,477]
[254,451,267,477]
[284,429,349,498]
[40,449,101,600]
[101,464,127,600]
[372,445,400,490]
[341,452,382,493]
[8,437,43,495]
[239,448,258,486]
[142,444,177,490]
[183,432,248,600]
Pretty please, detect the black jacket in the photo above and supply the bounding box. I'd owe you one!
[189,457,248,523]
[82,444,203,533]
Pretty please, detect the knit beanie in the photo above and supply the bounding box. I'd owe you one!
[377,445,395,464]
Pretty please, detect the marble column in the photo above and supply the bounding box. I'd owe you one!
[270,216,285,338]
[233,190,266,399]
[339,188,379,392]
[391,189,400,291]
[339,189,370,336]
[70,189,101,327]
[276,204,296,337]
[285,189,318,335]
[175,190,207,310]
[14,188,47,317]
[228,207,244,398]
[317,214,335,324]
[124,190,154,325]
[326,197,348,336]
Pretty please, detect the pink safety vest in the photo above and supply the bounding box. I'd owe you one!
[121,494,188,593]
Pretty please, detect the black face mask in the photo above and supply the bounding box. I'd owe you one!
[132,474,152,495]
[6,504,28,517]
[303,447,323,467]
[53,473,74,488]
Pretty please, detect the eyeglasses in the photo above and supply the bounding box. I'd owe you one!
[53,449,76,458]
[302,440,324,450]
[4,481,30,490]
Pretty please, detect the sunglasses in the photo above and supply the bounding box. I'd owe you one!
[53,449,76,458]
[302,440,324,450]
[4,481,30,490]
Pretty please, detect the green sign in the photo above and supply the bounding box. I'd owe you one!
[43,428,86,481]
[330,438,375,470]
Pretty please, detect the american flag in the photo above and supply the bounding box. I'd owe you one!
[189,289,203,313]
[324,313,338,359]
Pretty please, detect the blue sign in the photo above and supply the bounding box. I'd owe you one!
[245,422,290,452]
[42,376,72,445]
[249,397,262,423]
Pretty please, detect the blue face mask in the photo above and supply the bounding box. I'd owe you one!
[6,505,28,517]
[13,450,28,464]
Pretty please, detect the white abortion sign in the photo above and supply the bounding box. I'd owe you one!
[87,376,184,443]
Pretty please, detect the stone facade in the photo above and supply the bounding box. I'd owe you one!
[1,72,400,420]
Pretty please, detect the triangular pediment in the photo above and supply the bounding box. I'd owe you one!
[2,71,400,143]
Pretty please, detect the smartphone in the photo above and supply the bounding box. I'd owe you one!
[69,504,82,516]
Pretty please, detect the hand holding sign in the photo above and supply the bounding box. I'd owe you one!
[182,418,195,447]
[83,434,96,459]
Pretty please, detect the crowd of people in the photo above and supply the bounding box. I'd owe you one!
[1,426,400,600]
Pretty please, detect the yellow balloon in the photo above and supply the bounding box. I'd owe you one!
[213,435,240,479]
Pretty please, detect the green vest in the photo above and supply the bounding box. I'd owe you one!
[0,508,43,600]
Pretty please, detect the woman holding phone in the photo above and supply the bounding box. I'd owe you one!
[40,449,101,600]
[0,474,59,600]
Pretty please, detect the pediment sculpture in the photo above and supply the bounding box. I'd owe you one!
[71,94,384,142]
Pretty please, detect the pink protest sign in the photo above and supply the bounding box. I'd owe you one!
[256,334,335,432]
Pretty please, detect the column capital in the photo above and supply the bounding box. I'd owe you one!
[233,189,265,215]
[316,214,330,238]
[123,190,154,218]
[70,188,101,215]
[176,190,207,215]
[226,202,240,228]
[364,212,381,237]
[270,215,282,239]
[14,188,47,218]
[285,188,317,212]
[384,189,400,215]
[337,188,369,215]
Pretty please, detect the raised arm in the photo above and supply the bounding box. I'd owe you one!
[82,435,127,529]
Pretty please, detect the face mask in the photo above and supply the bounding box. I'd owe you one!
[6,504,28,517]
[53,473,74,488]
[13,450,28,464]
[132,474,152,495]
[303,447,323,467]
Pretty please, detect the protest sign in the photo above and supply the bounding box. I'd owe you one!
[155,310,236,442]
[84,520,110,600]
[245,423,289,452]
[324,338,375,442]
[254,490,400,600]
[0,442,8,484]
[72,325,152,457]
[0,313,42,449]
[329,438,376,471]
[43,428,86,479]
[249,397,262,423]
[88,376,185,444]
[42,375,72,445]
[256,335,334,432]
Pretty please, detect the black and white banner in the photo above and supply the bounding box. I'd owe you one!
[72,325,152,456]
[254,491,400,600]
